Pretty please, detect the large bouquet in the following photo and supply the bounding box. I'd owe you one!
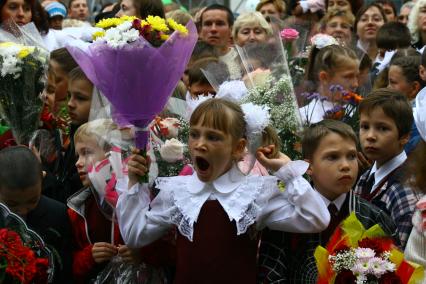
[0,41,47,144]
[315,213,424,284]
[67,15,197,149]
[237,41,302,160]
[0,203,53,283]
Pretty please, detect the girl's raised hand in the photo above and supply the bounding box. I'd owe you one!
[91,242,118,263]
[256,145,291,172]
[128,148,149,189]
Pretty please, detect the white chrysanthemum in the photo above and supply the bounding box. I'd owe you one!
[355,247,375,260]
[116,20,132,32]
[352,260,371,275]
[310,33,339,49]
[1,55,21,77]
[368,257,388,277]
[122,28,139,43]
[216,80,248,103]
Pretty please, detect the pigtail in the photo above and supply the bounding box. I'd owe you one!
[261,126,281,159]
[406,140,426,194]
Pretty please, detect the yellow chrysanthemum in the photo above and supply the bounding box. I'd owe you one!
[120,15,137,22]
[160,34,170,41]
[146,15,169,32]
[167,18,188,35]
[140,20,149,27]
[92,30,106,40]
[17,47,34,59]
[0,42,17,48]
[96,17,121,29]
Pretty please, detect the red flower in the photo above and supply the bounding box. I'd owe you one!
[334,269,356,283]
[0,228,49,284]
[358,237,393,254]
[379,272,402,284]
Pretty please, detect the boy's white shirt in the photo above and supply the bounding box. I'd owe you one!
[318,191,347,211]
[116,161,330,248]
[368,151,407,193]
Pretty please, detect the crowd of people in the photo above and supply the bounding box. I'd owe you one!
[0,0,426,283]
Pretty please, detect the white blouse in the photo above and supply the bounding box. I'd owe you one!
[116,161,330,248]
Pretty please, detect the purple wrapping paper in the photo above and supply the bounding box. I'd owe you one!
[67,21,197,148]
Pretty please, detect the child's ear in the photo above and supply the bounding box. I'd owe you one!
[420,65,426,82]
[233,138,247,159]
[318,70,330,84]
[399,132,410,147]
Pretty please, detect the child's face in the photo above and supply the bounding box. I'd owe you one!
[189,82,216,99]
[388,65,418,100]
[67,79,93,126]
[50,60,68,103]
[0,182,41,218]
[321,59,359,96]
[189,123,245,182]
[42,71,56,111]
[360,107,408,167]
[75,136,107,187]
[307,132,358,201]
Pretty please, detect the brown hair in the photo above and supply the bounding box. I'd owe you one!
[306,45,358,90]
[302,119,358,160]
[68,67,92,85]
[406,140,426,193]
[320,9,355,31]
[187,57,229,87]
[190,99,280,157]
[359,88,413,138]
[50,48,78,75]
[255,0,286,14]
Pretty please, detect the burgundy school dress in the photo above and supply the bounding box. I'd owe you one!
[175,200,258,284]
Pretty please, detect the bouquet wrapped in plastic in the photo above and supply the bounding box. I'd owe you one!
[0,203,53,283]
[237,40,302,160]
[315,212,424,284]
[67,16,197,182]
[0,39,48,145]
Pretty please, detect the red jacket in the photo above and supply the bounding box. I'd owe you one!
[67,188,176,283]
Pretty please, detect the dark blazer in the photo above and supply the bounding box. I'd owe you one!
[26,195,73,284]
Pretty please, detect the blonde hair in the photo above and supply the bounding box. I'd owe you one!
[74,119,125,151]
[255,0,285,14]
[408,0,426,44]
[190,99,280,157]
[232,12,273,40]
[320,9,355,31]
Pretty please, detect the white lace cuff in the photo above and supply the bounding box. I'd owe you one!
[274,160,309,183]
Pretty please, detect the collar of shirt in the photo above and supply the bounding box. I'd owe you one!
[369,151,407,192]
[317,191,347,211]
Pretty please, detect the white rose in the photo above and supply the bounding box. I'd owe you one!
[160,138,185,162]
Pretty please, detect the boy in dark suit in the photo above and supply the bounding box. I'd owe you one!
[258,120,398,284]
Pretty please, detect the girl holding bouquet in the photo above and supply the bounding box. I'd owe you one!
[116,98,330,283]
[300,41,360,124]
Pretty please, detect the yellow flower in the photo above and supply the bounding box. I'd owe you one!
[92,30,106,40]
[160,34,170,41]
[146,15,169,32]
[120,15,137,22]
[17,47,34,59]
[167,18,188,35]
[96,18,118,28]
[0,42,17,48]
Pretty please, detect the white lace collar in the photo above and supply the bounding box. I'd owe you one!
[156,165,276,241]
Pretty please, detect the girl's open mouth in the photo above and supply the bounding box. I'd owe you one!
[196,156,210,171]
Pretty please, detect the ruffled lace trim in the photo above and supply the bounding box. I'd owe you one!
[170,207,194,241]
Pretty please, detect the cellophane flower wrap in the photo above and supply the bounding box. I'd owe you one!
[237,40,302,160]
[0,203,53,283]
[314,212,424,284]
[66,16,197,152]
[0,41,47,145]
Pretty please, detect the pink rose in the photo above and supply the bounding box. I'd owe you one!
[280,28,299,41]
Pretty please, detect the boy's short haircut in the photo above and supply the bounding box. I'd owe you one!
[376,22,411,50]
[302,119,358,160]
[359,88,413,138]
[0,146,42,190]
[422,47,426,67]
[187,57,229,86]
[68,67,92,84]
